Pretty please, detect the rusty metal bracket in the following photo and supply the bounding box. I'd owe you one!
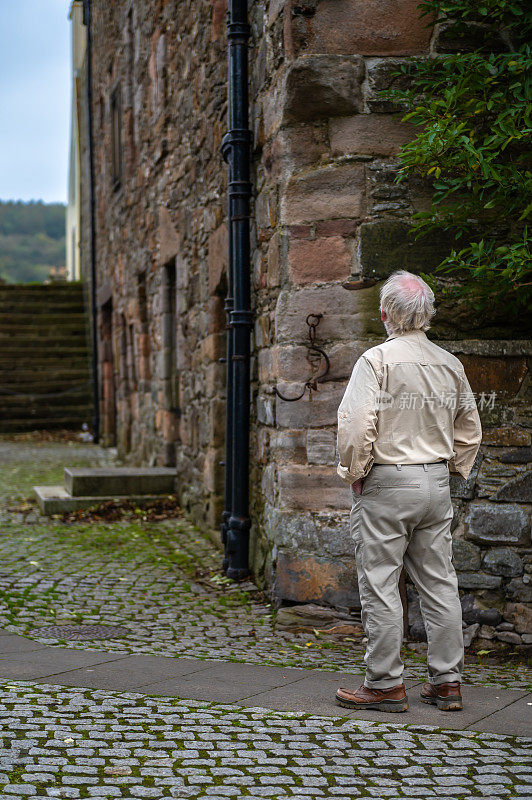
[274,314,330,402]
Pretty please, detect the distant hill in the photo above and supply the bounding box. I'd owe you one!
[0,200,66,284]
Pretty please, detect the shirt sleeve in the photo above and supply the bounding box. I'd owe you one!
[336,355,381,485]
[449,370,482,479]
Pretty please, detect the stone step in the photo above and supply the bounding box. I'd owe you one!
[65,467,177,497]
[0,402,92,419]
[0,377,91,394]
[0,357,90,369]
[0,313,86,327]
[0,301,85,314]
[0,348,89,362]
[0,394,92,411]
[0,415,92,433]
[0,325,87,336]
[0,284,84,298]
[34,486,167,515]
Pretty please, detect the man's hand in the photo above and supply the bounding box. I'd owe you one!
[351,478,364,495]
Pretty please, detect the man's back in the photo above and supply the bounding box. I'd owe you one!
[337,329,482,483]
[335,271,481,714]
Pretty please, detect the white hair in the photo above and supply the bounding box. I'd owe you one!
[380,270,435,335]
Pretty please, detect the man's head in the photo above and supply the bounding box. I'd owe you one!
[379,270,435,336]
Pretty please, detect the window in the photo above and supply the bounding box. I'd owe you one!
[110,84,123,190]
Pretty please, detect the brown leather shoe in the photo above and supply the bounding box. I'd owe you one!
[420,681,463,711]
[335,683,408,712]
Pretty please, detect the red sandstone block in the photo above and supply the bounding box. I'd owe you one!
[198,333,225,363]
[269,429,307,464]
[288,236,352,285]
[157,205,181,266]
[207,224,228,296]
[315,219,359,237]
[278,466,350,511]
[263,124,327,179]
[162,409,178,442]
[267,232,283,288]
[275,382,346,428]
[203,447,225,493]
[330,114,416,157]
[208,397,226,447]
[281,162,365,225]
[457,355,528,398]
[273,342,359,383]
[275,550,360,607]
[274,284,380,343]
[210,0,227,41]
[482,427,531,447]
[285,0,433,57]
[258,348,274,383]
[206,296,225,334]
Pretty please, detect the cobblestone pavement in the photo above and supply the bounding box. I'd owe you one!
[1,681,531,800]
[1,438,532,691]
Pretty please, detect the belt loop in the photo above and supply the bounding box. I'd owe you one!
[397,464,402,471]
[423,463,428,471]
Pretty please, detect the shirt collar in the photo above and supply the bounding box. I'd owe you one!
[385,329,427,343]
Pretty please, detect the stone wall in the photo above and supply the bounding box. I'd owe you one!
[89,0,230,528]
[86,0,531,645]
[246,0,531,648]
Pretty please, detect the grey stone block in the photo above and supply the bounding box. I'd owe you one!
[463,623,480,648]
[358,220,458,280]
[500,447,532,464]
[493,471,532,503]
[450,452,483,500]
[465,502,531,546]
[33,486,167,516]
[457,573,502,590]
[507,578,532,604]
[65,467,176,497]
[434,21,508,54]
[283,55,364,124]
[452,540,481,572]
[365,58,412,114]
[482,548,524,578]
[461,595,502,627]
[307,429,336,465]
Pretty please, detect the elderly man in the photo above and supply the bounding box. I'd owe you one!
[335,270,482,713]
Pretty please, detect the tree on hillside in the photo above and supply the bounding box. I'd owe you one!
[0,200,66,283]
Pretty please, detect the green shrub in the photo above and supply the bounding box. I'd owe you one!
[382,0,531,311]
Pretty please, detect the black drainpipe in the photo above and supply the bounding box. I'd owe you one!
[83,0,100,444]
[220,0,252,580]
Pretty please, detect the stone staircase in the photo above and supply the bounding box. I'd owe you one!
[0,282,93,432]
[34,467,177,514]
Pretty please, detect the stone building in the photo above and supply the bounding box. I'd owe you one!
[76,0,531,643]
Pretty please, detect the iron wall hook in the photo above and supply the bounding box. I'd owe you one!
[274,314,330,402]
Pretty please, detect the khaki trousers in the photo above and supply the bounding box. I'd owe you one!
[350,461,464,689]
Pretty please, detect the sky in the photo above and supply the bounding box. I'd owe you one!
[0,0,71,204]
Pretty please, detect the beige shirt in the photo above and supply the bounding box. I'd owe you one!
[337,329,482,484]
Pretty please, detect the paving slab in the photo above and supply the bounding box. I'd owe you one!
[0,634,49,655]
[139,675,274,703]
[0,648,128,680]
[42,654,215,690]
[182,660,311,687]
[0,629,529,736]
[469,691,532,737]
[238,674,527,729]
